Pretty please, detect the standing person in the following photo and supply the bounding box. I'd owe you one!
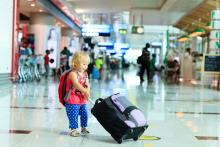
[105,54,110,70]
[61,46,73,70]
[60,51,68,73]
[137,43,151,83]
[65,51,90,137]
[174,59,180,82]
[182,48,193,82]
[44,50,50,79]
[150,54,156,80]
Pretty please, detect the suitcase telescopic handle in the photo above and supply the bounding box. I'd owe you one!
[95,98,103,105]
[88,98,95,105]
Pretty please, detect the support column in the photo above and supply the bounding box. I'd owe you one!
[0,0,18,78]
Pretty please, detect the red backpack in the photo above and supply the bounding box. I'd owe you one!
[58,69,83,106]
[58,70,72,106]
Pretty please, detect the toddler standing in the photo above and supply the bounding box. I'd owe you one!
[64,51,90,137]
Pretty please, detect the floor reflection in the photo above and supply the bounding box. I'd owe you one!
[0,67,220,146]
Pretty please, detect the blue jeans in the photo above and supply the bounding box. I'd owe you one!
[65,103,88,129]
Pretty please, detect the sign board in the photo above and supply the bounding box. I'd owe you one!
[211,10,220,20]
[204,55,220,72]
[131,26,144,34]
[119,29,127,35]
[82,24,111,37]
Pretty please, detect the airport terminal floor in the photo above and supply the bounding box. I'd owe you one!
[0,67,220,147]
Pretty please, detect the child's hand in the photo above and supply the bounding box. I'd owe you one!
[83,88,90,100]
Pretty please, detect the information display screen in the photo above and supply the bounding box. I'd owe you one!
[82,24,111,37]
[204,55,220,72]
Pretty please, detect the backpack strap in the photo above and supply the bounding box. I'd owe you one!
[63,69,84,101]
[69,70,81,89]
[62,70,73,100]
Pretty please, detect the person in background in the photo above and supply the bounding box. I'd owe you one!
[82,43,89,52]
[64,51,90,137]
[26,44,33,56]
[105,54,110,70]
[44,50,50,79]
[137,43,151,83]
[121,55,126,69]
[95,56,103,80]
[182,48,193,82]
[61,46,73,70]
[150,54,156,80]
[60,51,68,73]
[174,59,180,82]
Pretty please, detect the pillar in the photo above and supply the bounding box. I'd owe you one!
[0,0,18,77]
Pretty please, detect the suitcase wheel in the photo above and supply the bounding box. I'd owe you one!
[133,137,138,141]
[116,139,122,144]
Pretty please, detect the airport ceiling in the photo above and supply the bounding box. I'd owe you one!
[175,0,219,34]
[20,0,218,29]
[67,0,168,13]
[20,0,48,18]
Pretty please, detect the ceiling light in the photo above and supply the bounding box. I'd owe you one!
[189,28,205,37]
[177,35,189,42]
[39,9,43,12]
[75,9,85,13]
[30,3,35,7]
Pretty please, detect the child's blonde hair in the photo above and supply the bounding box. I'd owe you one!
[71,51,90,67]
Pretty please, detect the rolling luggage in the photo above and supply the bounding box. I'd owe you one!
[91,93,148,144]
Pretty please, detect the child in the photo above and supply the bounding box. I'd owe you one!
[65,51,90,137]
[44,50,50,78]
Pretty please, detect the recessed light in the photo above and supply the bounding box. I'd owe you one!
[30,3,35,7]
[39,9,43,12]
[75,8,84,13]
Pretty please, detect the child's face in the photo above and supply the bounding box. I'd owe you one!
[77,60,89,72]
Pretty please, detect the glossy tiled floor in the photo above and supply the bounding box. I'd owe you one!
[1,67,220,147]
